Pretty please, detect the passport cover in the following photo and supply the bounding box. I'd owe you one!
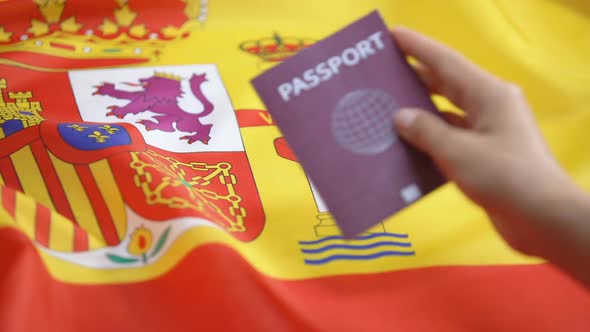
[251,10,446,237]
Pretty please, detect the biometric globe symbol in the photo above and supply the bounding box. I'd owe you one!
[331,89,398,155]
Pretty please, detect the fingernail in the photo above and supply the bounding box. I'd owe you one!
[394,108,417,128]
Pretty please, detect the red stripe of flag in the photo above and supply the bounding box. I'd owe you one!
[30,141,77,220]
[72,224,89,252]
[34,203,51,247]
[1,185,16,221]
[0,235,589,331]
[75,164,120,246]
[29,141,88,251]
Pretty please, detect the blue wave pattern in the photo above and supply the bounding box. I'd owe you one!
[299,232,415,265]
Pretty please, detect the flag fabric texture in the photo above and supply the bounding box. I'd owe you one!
[0,1,589,331]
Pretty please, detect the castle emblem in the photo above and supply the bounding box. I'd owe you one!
[0,78,44,138]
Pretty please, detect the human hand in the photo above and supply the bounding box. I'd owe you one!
[391,27,587,266]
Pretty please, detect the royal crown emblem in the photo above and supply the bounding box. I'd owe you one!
[0,0,209,70]
[240,33,315,62]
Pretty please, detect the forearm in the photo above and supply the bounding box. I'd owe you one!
[532,180,590,287]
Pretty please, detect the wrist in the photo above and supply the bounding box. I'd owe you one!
[530,176,590,284]
[499,170,580,258]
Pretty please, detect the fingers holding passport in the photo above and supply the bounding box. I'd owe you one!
[391,26,504,114]
[391,27,540,146]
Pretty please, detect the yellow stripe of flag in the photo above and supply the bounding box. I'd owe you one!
[89,160,126,241]
[0,186,13,228]
[49,152,104,250]
[11,146,55,210]
[14,190,37,240]
[48,207,75,252]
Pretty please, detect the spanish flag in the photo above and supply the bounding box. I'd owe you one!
[1,0,589,331]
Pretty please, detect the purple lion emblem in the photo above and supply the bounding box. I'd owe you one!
[93,72,214,144]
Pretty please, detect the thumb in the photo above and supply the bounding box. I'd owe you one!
[393,108,456,159]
